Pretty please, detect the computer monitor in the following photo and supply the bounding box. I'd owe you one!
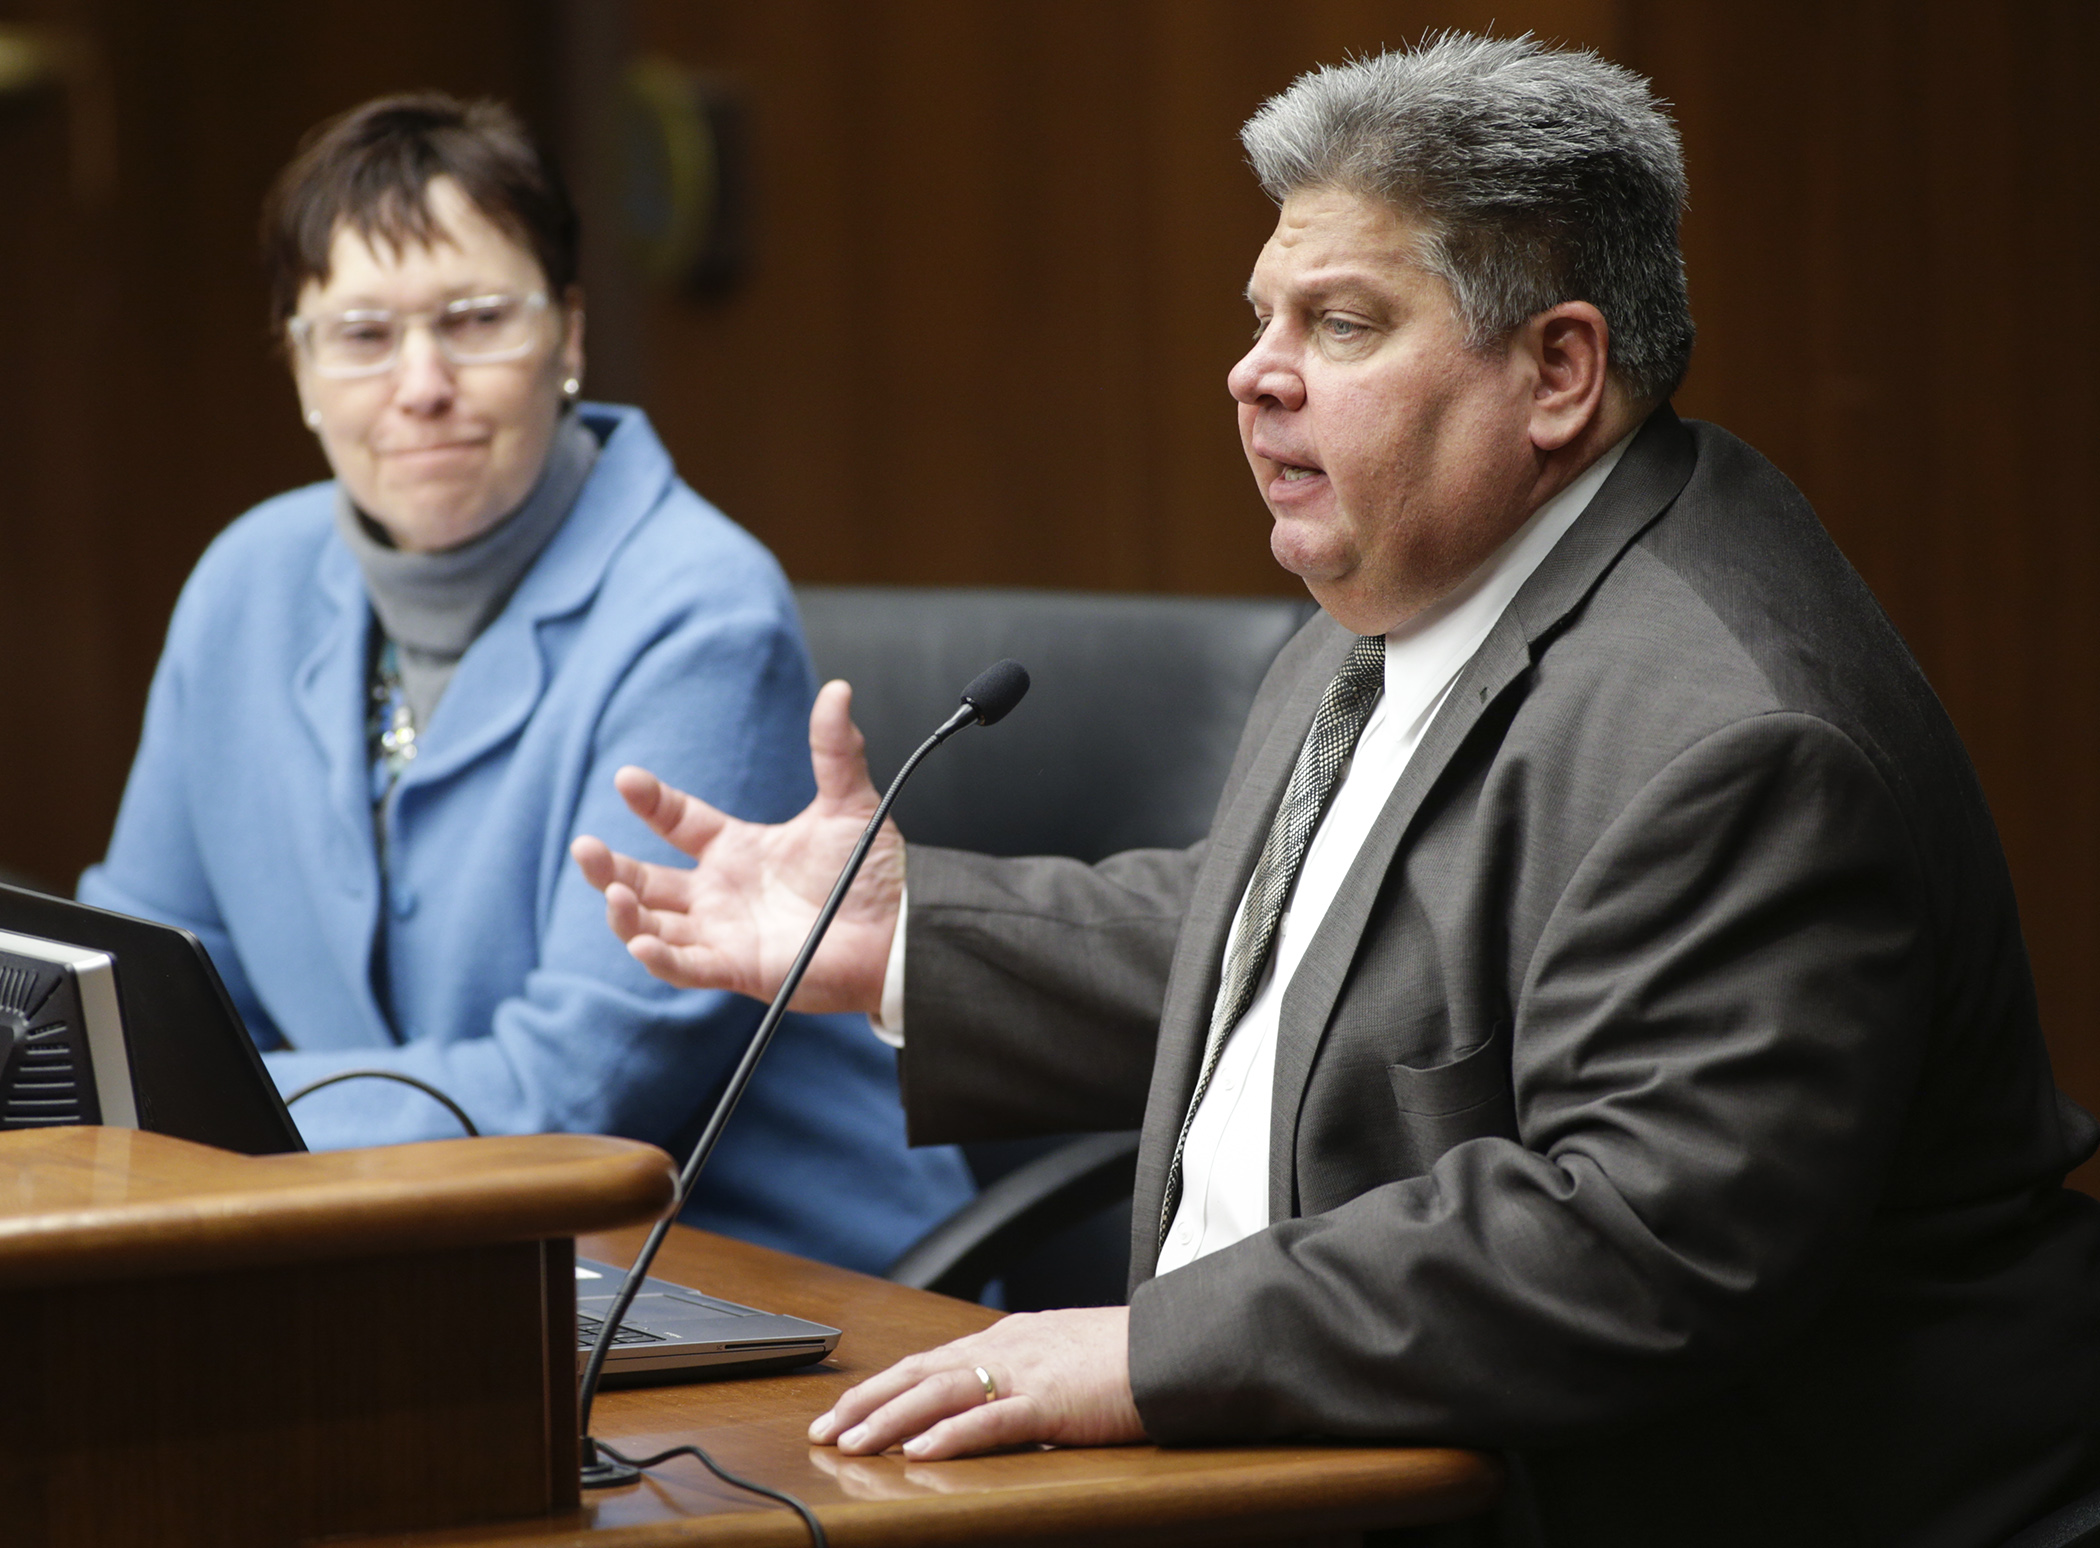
[0,883,303,1154]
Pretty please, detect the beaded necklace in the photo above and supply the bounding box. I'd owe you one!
[368,637,419,797]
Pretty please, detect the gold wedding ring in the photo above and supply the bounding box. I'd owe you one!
[973,1364,998,1405]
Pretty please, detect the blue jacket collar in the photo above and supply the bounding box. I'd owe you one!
[295,402,678,797]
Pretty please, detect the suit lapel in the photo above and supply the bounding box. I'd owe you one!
[1508,408,1699,645]
[1267,408,1699,1219]
[1265,624,1531,1220]
[1129,618,1352,1276]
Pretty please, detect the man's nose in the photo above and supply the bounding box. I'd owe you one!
[1227,332,1303,411]
[390,323,457,412]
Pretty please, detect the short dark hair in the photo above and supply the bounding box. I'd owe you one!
[1241,35,1694,401]
[260,92,578,334]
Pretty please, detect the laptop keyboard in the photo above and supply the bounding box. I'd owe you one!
[576,1312,671,1347]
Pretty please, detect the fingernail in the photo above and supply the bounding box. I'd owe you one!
[902,1436,928,1457]
[841,1425,867,1449]
[808,1411,834,1440]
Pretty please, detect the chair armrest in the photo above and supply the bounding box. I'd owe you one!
[886,1130,1140,1302]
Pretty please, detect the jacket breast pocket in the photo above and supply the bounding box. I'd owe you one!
[1386,1019,1517,1178]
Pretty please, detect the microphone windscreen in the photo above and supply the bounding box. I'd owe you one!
[960,659,1031,726]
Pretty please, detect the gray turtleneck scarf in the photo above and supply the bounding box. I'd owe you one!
[334,411,601,732]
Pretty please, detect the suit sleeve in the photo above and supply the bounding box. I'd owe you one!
[899,842,1203,1143]
[1129,712,1933,1447]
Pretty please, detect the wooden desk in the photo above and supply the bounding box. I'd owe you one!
[345,1223,1500,1548]
[0,1126,676,1547]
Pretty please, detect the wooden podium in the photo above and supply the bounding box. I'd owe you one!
[0,1126,677,1547]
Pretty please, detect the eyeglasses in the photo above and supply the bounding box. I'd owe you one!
[287,292,551,379]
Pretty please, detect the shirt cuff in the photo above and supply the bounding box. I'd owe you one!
[867,881,908,1048]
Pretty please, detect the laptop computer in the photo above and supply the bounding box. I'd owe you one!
[575,1257,840,1383]
[0,883,843,1382]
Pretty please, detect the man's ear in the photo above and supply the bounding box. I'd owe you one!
[1522,301,1611,453]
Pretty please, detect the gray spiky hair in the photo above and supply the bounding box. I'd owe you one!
[1241,34,1694,400]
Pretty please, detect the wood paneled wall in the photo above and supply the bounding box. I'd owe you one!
[1629,1,2100,1178]
[0,0,561,892]
[627,0,1629,596]
[2,1,2095,1177]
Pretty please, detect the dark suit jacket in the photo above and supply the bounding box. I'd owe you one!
[898,410,2100,1548]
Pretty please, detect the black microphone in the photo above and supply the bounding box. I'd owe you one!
[958,659,1029,726]
[579,659,1031,1488]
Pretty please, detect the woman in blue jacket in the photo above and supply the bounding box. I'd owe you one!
[78,93,971,1274]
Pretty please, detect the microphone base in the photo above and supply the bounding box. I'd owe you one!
[580,1436,641,1489]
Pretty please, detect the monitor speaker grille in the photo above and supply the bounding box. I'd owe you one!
[0,950,95,1129]
[2,1026,83,1125]
[0,961,51,1017]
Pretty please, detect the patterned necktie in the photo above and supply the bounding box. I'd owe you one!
[1158,632,1387,1248]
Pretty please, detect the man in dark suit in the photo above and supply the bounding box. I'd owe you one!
[573,34,2100,1546]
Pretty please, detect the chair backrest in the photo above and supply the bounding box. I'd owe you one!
[793,586,1319,862]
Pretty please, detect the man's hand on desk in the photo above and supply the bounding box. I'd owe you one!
[570,680,901,1014]
[809,1306,1143,1460]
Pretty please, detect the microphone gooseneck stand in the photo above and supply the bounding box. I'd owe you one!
[578,660,1031,1519]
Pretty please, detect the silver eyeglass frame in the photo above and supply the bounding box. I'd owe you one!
[287,291,552,379]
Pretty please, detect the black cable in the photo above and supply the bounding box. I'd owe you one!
[594,1439,828,1546]
[281,1068,480,1137]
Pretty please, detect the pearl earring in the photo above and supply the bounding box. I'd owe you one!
[562,377,581,401]
[304,408,322,430]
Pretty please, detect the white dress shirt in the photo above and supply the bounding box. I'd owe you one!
[878,436,1632,1275]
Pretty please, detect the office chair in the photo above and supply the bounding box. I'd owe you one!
[885,1131,1142,1304]
[795,585,1317,1306]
